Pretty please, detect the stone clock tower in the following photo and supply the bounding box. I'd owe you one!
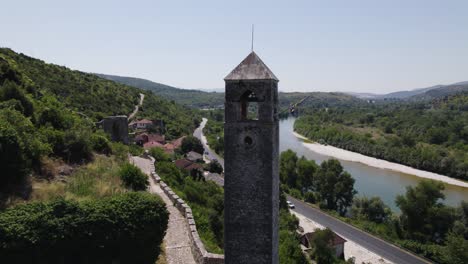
[224,52,279,264]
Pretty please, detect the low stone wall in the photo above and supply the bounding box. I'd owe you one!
[148,156,224,264]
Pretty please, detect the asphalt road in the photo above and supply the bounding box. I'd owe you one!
[287,196,431,264]
[193,118,224,169]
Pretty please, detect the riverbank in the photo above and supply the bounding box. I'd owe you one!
[293,132,468,188]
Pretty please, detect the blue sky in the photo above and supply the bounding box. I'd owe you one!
[1,0,467,93]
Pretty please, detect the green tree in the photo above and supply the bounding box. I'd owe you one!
[0,121,27,189]
[396,180,455,241]
[181,135,204,154]
[452,201,468,239]
[207,159,223,174]
[0,109,50,192]
[0,81,33,117]
[296,156,318,192]
[316,159,356,215]
[118,163,149,191]
[442,232,468,264]
[279,230,307,264]
[310,228,336,264]
[280,150,299,189]
[149,147,171,162]
[351,196,391,223]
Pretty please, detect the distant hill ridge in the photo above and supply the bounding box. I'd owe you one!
[97,73,362,109]
[96,74,224,109]
[349,81,468,100]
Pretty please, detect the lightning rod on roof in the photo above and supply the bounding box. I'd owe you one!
[251,24,254,52]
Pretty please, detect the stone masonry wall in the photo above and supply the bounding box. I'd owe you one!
[148,156,224,264]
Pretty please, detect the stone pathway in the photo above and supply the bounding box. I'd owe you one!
[130,156,196,264]
[128,93,145,121]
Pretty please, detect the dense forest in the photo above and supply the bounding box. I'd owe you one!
[294,94,468,180]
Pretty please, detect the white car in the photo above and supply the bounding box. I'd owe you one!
[286,200,295,209]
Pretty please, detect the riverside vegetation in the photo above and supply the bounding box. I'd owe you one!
[280,149,468,264]
[294,93,468,181]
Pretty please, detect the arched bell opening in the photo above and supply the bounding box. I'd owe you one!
[240,90,259,120]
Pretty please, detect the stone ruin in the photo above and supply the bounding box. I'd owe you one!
[96,115,129,144]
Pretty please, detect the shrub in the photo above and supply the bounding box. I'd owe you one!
[149,147,171,162]
[181,135,204,154]
[91,134,112,154]
[304,191,316,203]
[0,81,33,117]
[0,192,169,263]
[207,159,223,174]
[118,163,149,191]
[351,196,391,223]
[129,144,144,156]
[0,122,28,188]
[62,128,93,163]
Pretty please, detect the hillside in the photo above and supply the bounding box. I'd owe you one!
[97,73,224,109]
[0,47,201,203]
[0,48,199,137]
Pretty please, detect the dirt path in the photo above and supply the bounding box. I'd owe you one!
[128,93,145,121]
[130,156,196,264]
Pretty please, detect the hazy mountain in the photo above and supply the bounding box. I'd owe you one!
[349,81,468,100]
[409,83,468,101]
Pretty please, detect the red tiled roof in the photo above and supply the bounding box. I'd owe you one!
[185,163,203,171]
[164,143,175,150]
[174,159,203,171]
[171,136,186,148]
[148,134,165,143]
[174,159,192,169]
[143,141,164,149]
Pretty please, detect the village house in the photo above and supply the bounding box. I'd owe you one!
[135,133,165,145]
[129,119,153,130]
[203,172,224,187]
[174,159,203,172]
[143,141,164,149]
[162,136,185,154]
[185,151,203,162]
[300,231,346,258]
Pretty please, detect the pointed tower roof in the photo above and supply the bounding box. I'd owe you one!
[225,52,278,81]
